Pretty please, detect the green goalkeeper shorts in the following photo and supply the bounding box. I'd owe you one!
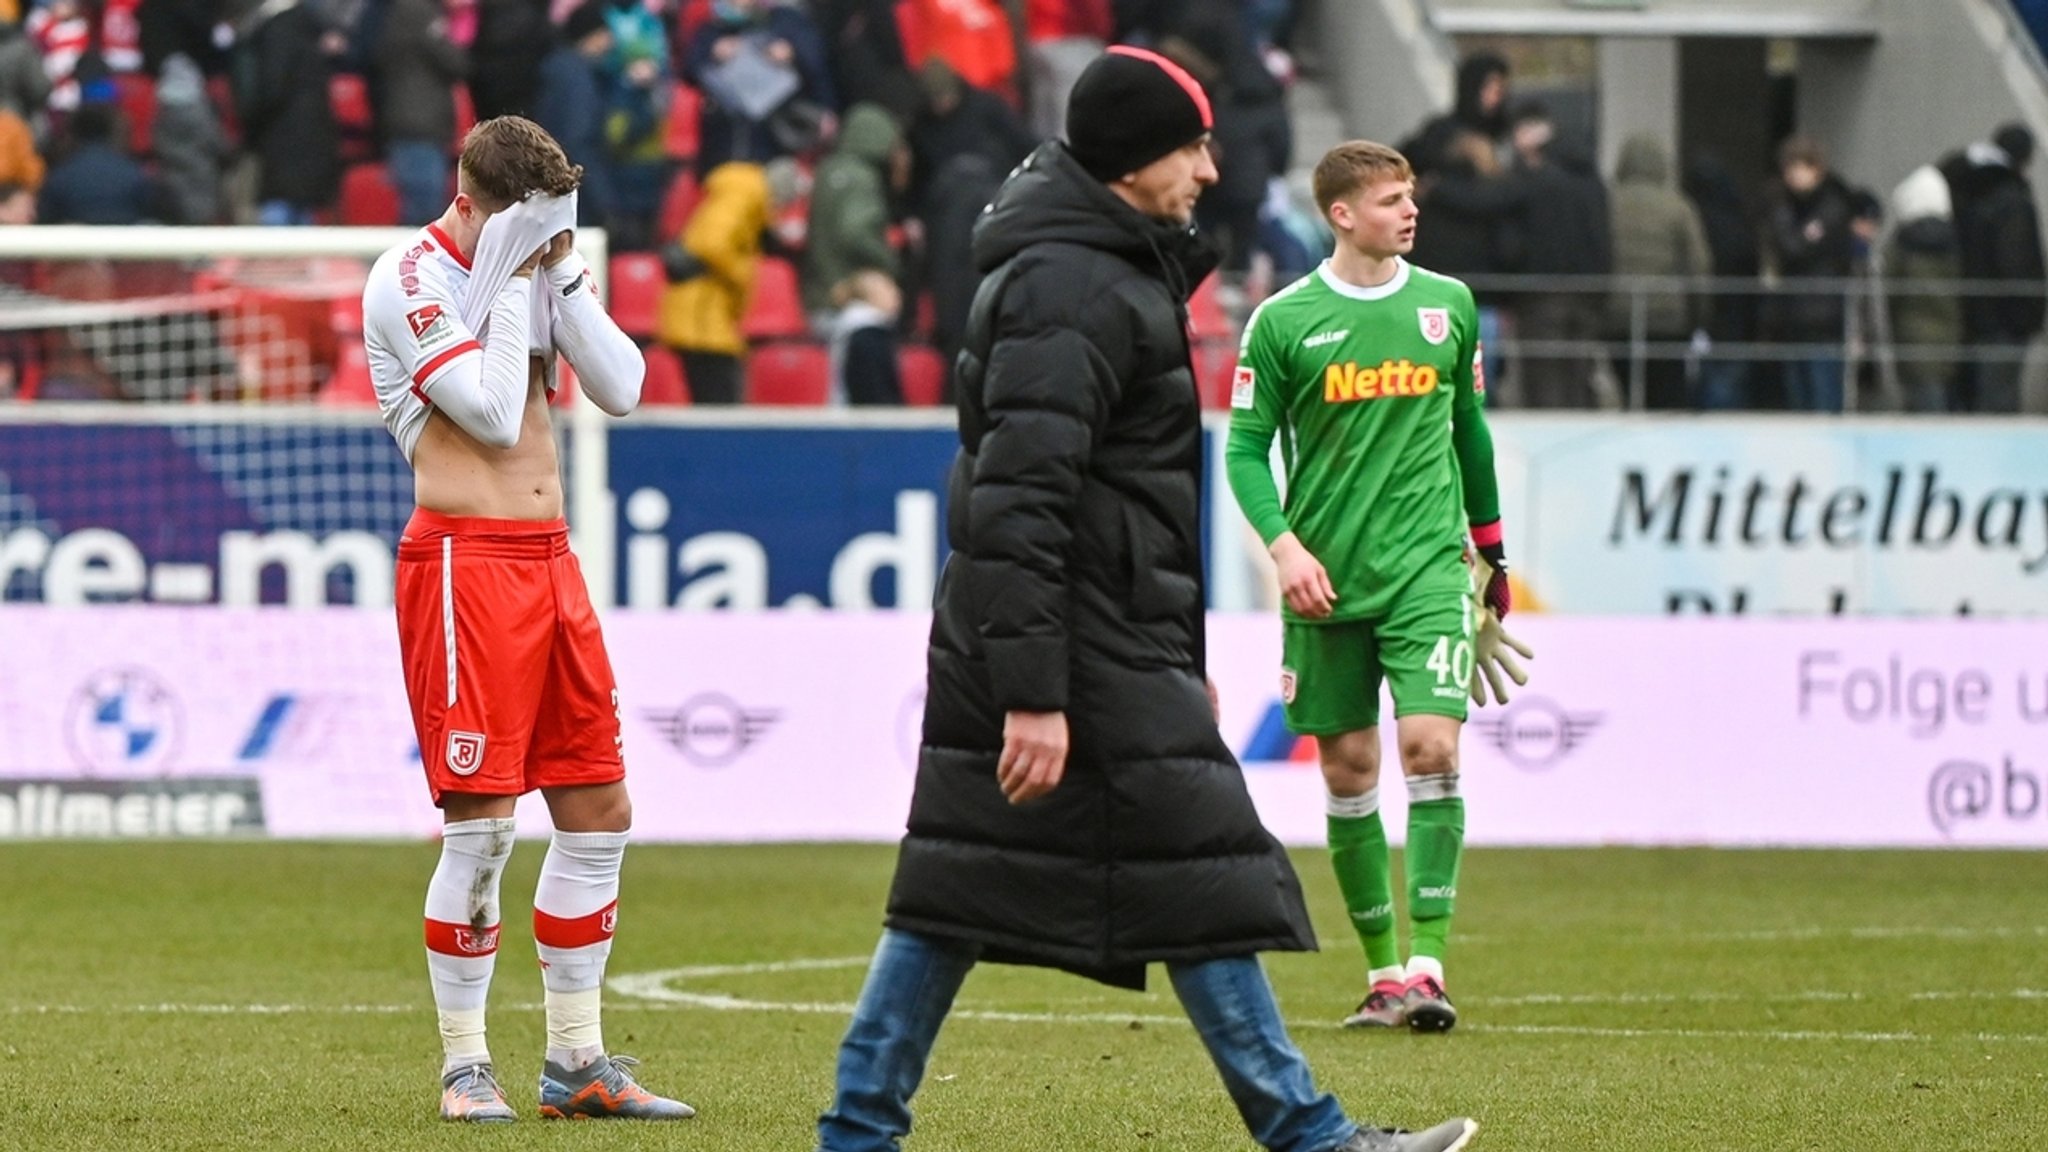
[1280,589,1475,735]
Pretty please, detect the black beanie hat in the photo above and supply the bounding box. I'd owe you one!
[1065,46,1214,182]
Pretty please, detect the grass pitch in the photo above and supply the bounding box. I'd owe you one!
[2,842,2043,1151]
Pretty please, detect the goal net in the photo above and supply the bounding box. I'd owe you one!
[0,226,617,606]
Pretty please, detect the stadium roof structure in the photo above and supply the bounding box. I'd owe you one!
[1429,0,1880,38]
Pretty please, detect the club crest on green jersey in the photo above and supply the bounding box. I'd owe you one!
[1418,307,1450,345]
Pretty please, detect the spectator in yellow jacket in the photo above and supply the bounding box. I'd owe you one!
[0,106,42,192]
[656,160,798,404]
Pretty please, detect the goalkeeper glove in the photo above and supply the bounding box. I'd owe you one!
[1468,556,1533,707]
[1470,519,1510,618]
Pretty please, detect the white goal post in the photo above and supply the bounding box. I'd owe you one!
[0,225,621,604]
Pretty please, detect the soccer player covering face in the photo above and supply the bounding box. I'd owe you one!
[360,116,692,1123]
[1225,141,1515,1033]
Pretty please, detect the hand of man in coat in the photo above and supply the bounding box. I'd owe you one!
[998,710,1069,804]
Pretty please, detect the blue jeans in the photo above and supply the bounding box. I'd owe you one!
[257,200,314,227]
[387,139,449,227]
[1782,357,1843,412]
[817,929,1357,1152]
[1696,359,1750,410]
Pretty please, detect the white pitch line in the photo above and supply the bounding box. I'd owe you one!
[1374,925,2048,948]
[1474,988,2048,1006]
[601,960,2048,1043]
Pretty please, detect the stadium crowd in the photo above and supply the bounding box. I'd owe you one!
[0,0,2038,412]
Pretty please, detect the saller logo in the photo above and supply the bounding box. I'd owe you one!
[1418,307,1450,345]
[1325,359,1440,403]
[446,730,487,775]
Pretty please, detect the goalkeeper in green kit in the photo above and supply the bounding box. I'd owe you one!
[1226,140,1532,1033]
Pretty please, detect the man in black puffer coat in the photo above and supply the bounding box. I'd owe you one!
[814,47,1478,1152]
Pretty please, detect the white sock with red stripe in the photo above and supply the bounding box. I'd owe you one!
[424,817,516,1076]
[534,828,627,1072]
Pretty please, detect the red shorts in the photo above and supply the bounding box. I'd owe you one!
[396,509,625,805]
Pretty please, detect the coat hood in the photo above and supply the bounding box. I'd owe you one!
[1616,134,1671,186]
[701,160,771,229]
[1453,52,1508,135]
[1891,164,1951,224]
[834,102,900,169]
[971,141,1218,300]
[157,53,207,107]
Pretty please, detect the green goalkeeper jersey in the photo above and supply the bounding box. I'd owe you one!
[1225,259,1501,624]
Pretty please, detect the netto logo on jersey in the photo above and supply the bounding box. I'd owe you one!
[1324,359,1440,404]
[1469,697,1602,771]
[643,693,779,767]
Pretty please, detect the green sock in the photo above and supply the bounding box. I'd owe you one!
[1406,780,1466,965]
[1327,790,1399,974]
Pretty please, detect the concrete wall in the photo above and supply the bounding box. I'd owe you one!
[1305,0,1458,147]
[1797,0,2048,198]
[1429,0,1875,36]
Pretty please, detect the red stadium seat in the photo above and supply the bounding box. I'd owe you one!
[329,74,373,132]
[608,253,667,340]
[1187,274,1227,342]
[1191,340,1238,409]
[657,168,701,244]
[339,163,400,227]
[664,82,701,160]
[746,342,830,405]
[641,344,691,405]
[323,342,377,407]
[113,72,156,155]
[452,83,476,150]
[898,343,947,406]
[740,257,807,340]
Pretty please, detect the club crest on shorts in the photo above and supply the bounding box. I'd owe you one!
[1417,307,1450,345]
[1280,667,1297,704]
[446,730,487,775]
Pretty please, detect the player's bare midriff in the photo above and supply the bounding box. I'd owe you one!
[412,358,562,520]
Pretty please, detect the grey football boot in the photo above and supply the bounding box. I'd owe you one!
[1338,1118,1479,1152]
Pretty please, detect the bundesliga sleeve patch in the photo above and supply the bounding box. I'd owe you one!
[406,304,459,353]
[1230,364,1256,409]
[1472,346,1486,394]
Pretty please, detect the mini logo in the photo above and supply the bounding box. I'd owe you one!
[600,905,618,934]
[454,925,499,954]
[1302,328,1349,348]
[1417,307,1450,345]
[1230,364,1256,410]
[1279,668,1297,704]
[644,693,779,767]
[446,730,487,775]
[1470,697,1602,771]
[65,667,182,775]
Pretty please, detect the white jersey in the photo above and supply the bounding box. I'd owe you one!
[362,222,644,463]
[364,224,485,462]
